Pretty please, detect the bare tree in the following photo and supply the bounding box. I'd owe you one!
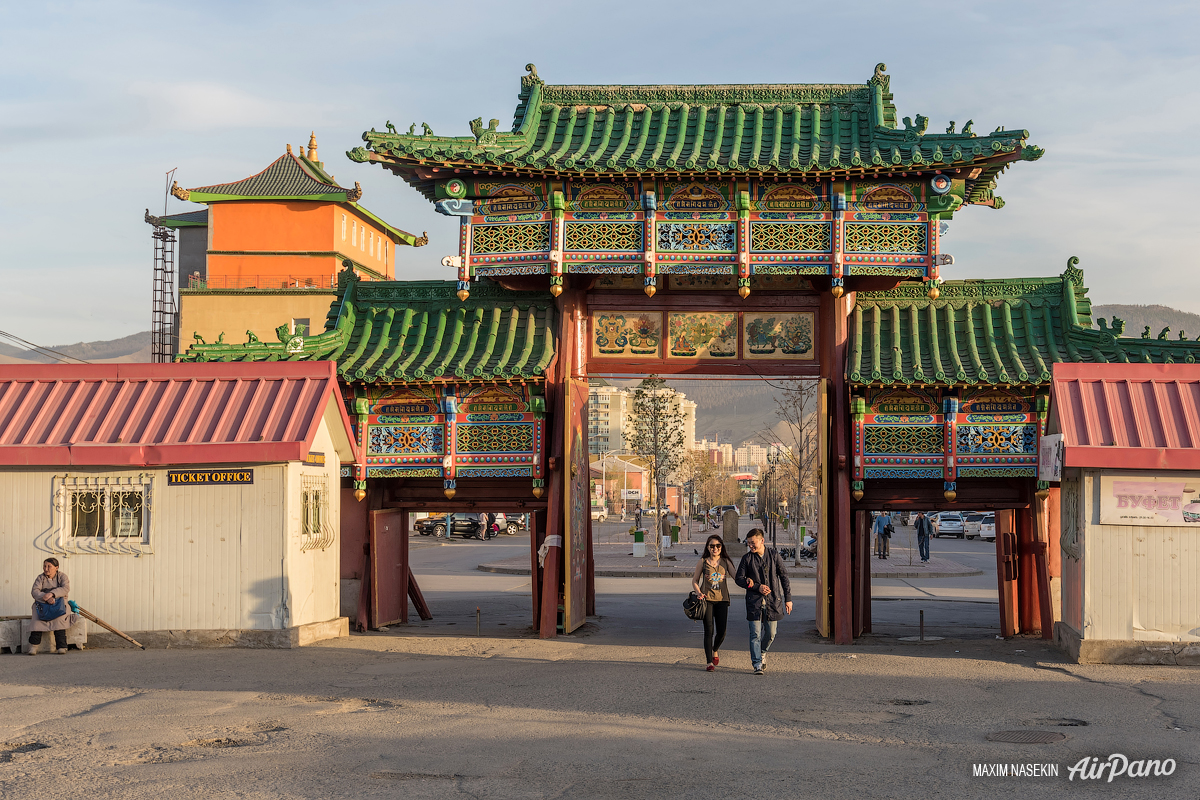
[754,379,821,538]
[624,376,686,564]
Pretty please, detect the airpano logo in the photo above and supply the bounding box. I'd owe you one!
[1067,754,1176,781]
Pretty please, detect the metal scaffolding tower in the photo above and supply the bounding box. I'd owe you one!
[146,210,178,362]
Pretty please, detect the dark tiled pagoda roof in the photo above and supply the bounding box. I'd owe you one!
[175,151,362,202]
[351,63,1042,207]
[178,276,556,383]
[850,260,1200,387]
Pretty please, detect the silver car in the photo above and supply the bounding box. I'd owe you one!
[935,512,965,538]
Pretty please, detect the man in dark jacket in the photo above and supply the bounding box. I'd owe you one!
[915,511,935,563]
[734,528,792,674]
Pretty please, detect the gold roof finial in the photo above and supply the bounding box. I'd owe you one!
[286,143,293,155]
[307,131,318,161]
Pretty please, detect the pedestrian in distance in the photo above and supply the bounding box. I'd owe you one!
[28,558,77,655]
[692,534,735,672]
[734,528,792,675]
[873,511,892,559]
[635,506,643,531]
[915,510,935,563]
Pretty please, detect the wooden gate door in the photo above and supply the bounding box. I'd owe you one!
[369,509,408,628]
[995,509,1019,637]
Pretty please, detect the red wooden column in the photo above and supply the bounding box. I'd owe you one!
[995,509,1019,637]
[821,288,854,644]
[1017,504,1044,634]
[852,510,870,637]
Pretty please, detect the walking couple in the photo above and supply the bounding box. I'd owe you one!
[691,528,792,675]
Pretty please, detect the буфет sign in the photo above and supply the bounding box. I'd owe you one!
[1099,474,1200,526]
[167,469,254,486]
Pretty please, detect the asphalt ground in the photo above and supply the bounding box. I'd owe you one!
[2,523,1195,799]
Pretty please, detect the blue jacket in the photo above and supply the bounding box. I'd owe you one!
[734,547,791,621]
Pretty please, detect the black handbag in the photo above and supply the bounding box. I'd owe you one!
[683,591,708,621]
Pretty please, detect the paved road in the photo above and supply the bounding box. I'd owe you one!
[2,532,1195,799]
[408,520,1003,642]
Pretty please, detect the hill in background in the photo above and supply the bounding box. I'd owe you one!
[1091,305,1200,340]
[0,331,151,364]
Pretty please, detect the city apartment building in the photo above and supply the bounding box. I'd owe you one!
[588,379,696,456]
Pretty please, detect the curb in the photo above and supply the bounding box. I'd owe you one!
[477,564,983,579]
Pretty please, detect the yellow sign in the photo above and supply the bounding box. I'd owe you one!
[759,185,819,210]
[576,185,634,210]
[167,469,254,485]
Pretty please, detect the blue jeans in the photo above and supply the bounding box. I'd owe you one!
[918,533,930,561]
[749,610,777,669]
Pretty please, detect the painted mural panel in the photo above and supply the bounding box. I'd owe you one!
[568,182,640,212]
[667,313,737,359]
[667,274,812,291]
[590,311,663,359]
[742,312,816,360]
[752,182,828,212]
[859,387,944,480]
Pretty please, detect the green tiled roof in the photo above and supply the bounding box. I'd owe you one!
[176,151,361,202]
[850,261,1200,387]
[178,274,556,383]
[350,63,1042,206]
[156,210,208,228]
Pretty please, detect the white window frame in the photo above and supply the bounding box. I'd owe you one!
[300,474,334,552]
[341,213,347,241]
[351,221,357,246]
[54,474,153,553]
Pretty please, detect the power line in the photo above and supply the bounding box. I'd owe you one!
[0,330,92,364]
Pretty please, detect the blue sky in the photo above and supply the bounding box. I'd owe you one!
[2,1,1198,345]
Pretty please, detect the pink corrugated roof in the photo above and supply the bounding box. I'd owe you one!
[1051,363,1200,470]
[0,362,357,466]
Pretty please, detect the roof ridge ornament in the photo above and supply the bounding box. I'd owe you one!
[522,63,542,90]
[170,181,190,201]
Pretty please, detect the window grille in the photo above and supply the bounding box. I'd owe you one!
[55,475,152,552]
[300,474,335,552]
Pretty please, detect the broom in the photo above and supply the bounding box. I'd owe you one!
[68,601,146,650]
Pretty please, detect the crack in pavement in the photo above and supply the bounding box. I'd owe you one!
[1028,662,1191,731]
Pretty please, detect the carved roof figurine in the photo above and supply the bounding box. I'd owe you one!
[169,136,426,247]
[849,257,1200,387]
[350,62,1043,209]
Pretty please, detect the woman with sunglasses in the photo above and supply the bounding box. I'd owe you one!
[691,534,735,671]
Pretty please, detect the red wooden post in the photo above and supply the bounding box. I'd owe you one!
[529,509,542,627]
[1017,504,1039,633]
[852,509,868,637]
[540,469,563,638]
[829,291,854,645]
[995,509,1018,637]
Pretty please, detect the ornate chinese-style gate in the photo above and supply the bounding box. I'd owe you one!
[186,62,1085,640]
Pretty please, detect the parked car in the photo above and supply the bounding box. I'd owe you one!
[963,512,986,540]
[504,513,526,535]
[591,504,608,523]
[414,513,487,540]
[979,513,996,543]
[935,511,965,538]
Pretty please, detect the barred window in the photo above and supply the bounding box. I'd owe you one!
[57,476,152,547]
[301,475,335,552]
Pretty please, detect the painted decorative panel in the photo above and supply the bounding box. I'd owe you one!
[460,384,529,414]
[564,222,642,251]
[864,467,943,479]
[668,275,812,291]
[369,425,444,455]
[956,425,1037,455]
[474,182,547,215]
[656,222,736,252]
[752,183,827,211]
[750,222,831,253]
[844,223,927,254]
[591,312,663,358]
[848,182,925,213]
[660,182,732,211]
[667,313,737,359]
[368,467,442,478]
[567,182,640,212]
[457,424,534,453]
[742,312,816,360]
[458,466,533,477]
[470,223,552,254]
[864,425,943,454]
[370,385,437,414]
